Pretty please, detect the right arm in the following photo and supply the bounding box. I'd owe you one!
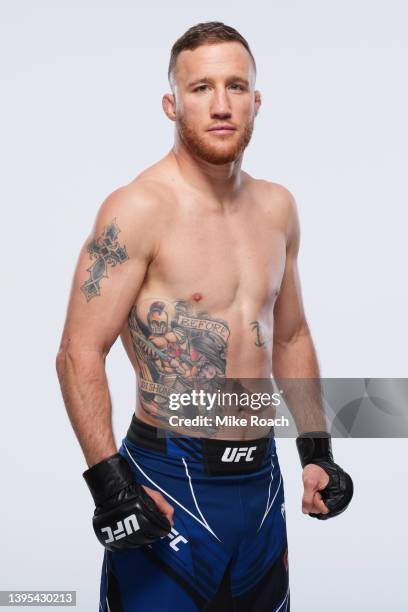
[55,184,159,468]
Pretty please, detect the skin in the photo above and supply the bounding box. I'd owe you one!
[56,40,329,520]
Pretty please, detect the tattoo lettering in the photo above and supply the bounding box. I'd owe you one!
[250,320,272,348]
[81,218,129,301]
[128,300,230,425]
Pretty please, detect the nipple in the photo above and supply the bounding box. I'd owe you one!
[192,292,203,302]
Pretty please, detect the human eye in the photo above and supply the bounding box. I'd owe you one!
[229,83,245,91]
[193,84,209,92]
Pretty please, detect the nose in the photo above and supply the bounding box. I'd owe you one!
[210,88,232,119]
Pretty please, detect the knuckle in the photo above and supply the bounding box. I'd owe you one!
[303,476,317,487]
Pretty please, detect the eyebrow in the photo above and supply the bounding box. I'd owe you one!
[187,75,250,88]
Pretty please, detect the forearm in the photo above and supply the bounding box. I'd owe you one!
[272,329,327,433]
[56,348,117,467]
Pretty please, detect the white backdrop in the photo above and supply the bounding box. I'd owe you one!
[1,1,407,610]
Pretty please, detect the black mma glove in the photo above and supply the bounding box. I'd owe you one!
[83,453,171,551]
[296,431,353,520]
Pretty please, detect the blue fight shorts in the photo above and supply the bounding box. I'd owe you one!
[99,416,290,611]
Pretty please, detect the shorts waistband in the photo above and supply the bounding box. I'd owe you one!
[125,414,275,476]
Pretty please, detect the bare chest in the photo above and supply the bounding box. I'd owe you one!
[143,202,287,313]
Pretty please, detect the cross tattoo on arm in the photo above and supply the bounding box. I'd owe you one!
[80,218,129,301]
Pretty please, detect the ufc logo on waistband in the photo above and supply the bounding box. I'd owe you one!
[221,446,257,462]
[101,514,140,544]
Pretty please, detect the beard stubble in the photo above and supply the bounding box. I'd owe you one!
[177,114,255,165]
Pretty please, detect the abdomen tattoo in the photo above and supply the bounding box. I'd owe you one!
[128,299,230,425]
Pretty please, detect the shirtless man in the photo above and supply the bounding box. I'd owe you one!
[56,21,353,612]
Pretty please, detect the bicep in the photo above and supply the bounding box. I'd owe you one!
[59,188,156,356]
[273,252,306,345]
[273,193,308,345]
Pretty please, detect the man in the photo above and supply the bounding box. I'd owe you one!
[56,21,353,612]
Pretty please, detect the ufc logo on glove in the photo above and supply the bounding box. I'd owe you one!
[101,513,140,544]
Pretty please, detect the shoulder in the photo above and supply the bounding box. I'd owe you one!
[97,179,167,221]
[254,178,297,210]
[89,179,169,260]
[251,176,298,218]
[243,173,295,207]
[250,177,300,249]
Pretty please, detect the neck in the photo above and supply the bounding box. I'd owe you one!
[169,133,244,206]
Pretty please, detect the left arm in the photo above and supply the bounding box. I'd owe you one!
[272,192,333,518]
[272,191,327,433]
